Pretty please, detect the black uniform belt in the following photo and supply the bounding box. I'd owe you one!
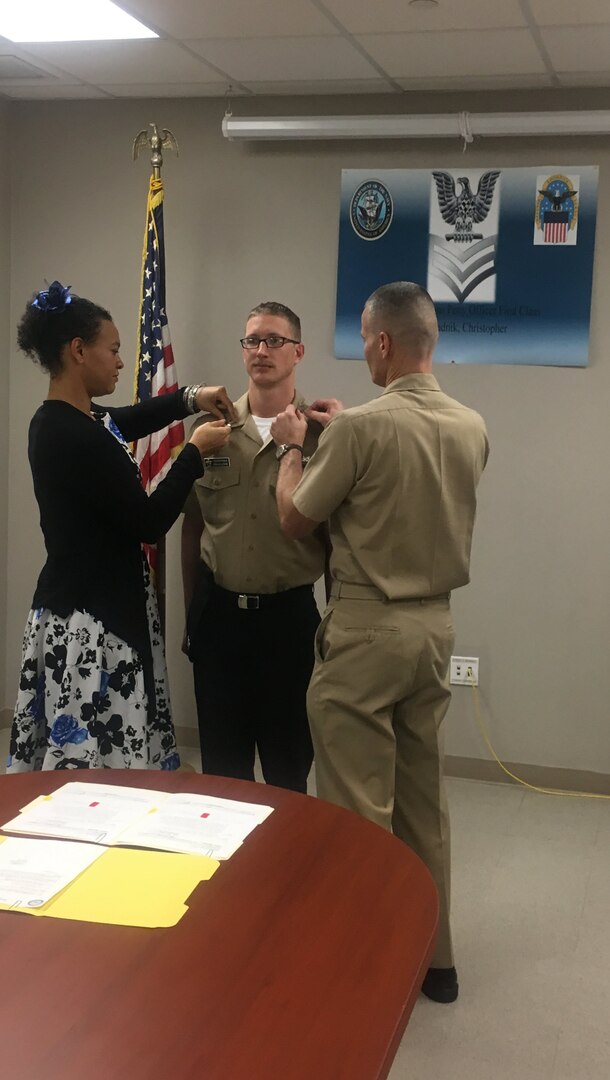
[214,584,313,610]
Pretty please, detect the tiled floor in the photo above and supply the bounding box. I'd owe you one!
[390,779,610,1080]
[1,728,608,1078]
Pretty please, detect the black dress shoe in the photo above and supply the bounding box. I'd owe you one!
[421,966,459,1003]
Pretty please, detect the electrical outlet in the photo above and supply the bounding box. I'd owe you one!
[450,656,479,686]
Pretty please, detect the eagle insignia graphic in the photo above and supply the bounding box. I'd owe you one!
[534,173,579,246]
[538,184,578,211]
[428,169,501,303]
[432,170,500,242]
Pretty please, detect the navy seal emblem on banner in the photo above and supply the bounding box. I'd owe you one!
[427,170,501,303]
[534,173,579,246]
[350,179,393,241]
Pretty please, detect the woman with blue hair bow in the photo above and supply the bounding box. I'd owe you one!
[9,281,234,772]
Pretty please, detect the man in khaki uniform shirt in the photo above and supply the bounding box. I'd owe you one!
[270,282,489,1002]
[182,301,326,792]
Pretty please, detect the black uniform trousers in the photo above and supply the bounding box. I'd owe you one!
[190,581,319,793]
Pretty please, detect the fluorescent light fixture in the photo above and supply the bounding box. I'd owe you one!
[0,0,158,42]
[222,111,610,141]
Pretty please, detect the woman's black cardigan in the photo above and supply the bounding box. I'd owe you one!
[28,391,202,668]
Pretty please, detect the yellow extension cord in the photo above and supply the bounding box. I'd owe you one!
[466,667,610,802]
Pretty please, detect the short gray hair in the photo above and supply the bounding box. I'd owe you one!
[365,282,438,356]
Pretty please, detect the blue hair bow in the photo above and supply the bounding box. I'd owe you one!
[32,280,72,313]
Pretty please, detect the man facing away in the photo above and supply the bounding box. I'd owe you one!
[270,282,489,1001]
[182,301,327,793]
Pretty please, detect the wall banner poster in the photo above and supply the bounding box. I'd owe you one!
[335,166,598,367]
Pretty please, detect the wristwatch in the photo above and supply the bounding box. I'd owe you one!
[275,443,304,461]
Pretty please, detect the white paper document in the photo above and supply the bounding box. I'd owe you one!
[117,793,274,860]
[0,836,105,908]
[1,782,273,859]
[0,782,165,845]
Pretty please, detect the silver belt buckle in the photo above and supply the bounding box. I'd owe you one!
[238,594,259,610]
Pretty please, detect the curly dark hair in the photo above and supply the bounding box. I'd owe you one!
[17,290,112,376]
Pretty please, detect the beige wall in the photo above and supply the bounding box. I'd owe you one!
[0,99,10,713]
[4,91,610,774]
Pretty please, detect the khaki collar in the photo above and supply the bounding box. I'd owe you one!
[383,373,441,395]
[231,388,307,429]
[232,388,308,447]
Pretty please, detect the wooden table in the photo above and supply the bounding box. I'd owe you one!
[0,771,438,1080]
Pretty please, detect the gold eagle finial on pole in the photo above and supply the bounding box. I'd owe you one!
[132,122,179,179]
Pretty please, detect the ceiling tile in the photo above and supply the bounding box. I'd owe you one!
[101,81,236,97]
[396,73,553,91]
[357,29,547,78]
[188,36,381,81]
[542,26,610,71]
[557,71,610,86]
[0,55,48,78]
[18,40,221,84]
[241,78,397,95]
[529,0,610,26]
[0,44,78,81]
[126,0,338,39]
[3,0,609,99]
[0,83,108,98]
[322,0,527,34]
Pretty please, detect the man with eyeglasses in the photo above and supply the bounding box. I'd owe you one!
[181,301,328,792]
[269,282,489,1003]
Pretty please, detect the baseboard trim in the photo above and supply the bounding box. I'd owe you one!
[445,754,610,796]
[1,711,607,795]
[174,724,199,750]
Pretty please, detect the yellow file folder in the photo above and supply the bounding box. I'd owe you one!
[0,839,219,928]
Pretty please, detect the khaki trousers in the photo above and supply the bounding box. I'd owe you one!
[307,587,455,968]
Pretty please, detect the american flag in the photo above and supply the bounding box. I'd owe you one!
[134,175,184,489]
[543,211,568,245]
[133,176,184,574]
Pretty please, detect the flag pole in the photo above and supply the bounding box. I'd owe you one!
[132,124,181,634]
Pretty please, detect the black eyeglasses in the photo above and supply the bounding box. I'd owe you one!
[240,335,300,349]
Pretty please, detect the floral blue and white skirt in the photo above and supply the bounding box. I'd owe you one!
[8,590,180,773]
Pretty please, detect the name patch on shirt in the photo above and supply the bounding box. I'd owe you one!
[203,456,231,468]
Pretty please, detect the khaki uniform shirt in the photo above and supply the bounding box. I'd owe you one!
[186,390,326,593]
[292,374,489,599]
